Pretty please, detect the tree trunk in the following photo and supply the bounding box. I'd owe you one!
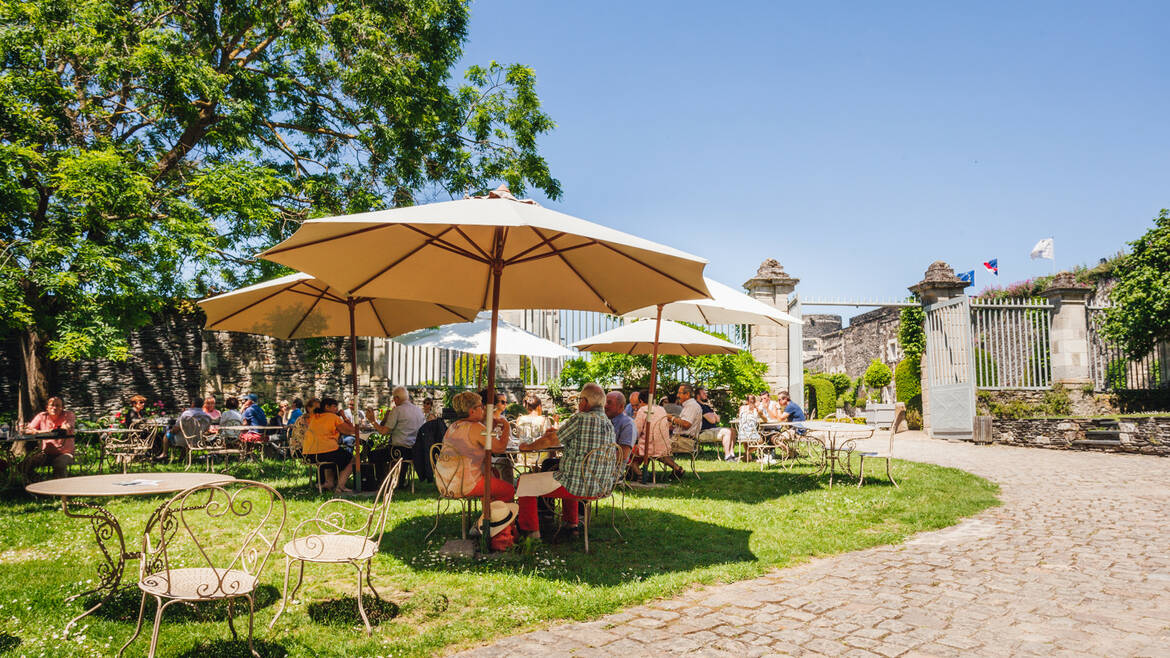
[19,328,52,419]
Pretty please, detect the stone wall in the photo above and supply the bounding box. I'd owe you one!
[805,306,902,380]
[992,416,1170,456]
[976,388,1119,418]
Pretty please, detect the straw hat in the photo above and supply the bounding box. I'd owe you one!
[474,501,519,537]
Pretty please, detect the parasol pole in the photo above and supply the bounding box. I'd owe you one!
[641,304,665,482]
[481,228,505,549]
[348,297,362,492]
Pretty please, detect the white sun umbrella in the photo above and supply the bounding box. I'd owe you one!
[259,186,709,540]
[622,277,802,326]
[198,272,479,491]
[572,318,741,356]
[394,313,576,358]
[394,312,575,386]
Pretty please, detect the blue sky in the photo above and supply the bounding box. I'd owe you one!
[459,1,1168,316]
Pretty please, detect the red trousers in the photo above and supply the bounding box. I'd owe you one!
[468,476,515,502]
[518,485,582,532]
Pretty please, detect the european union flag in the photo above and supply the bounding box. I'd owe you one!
[958,270,975,286]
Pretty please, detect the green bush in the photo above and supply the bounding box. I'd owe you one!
[804,376,836,419]
[825,373,852,397]
[863,360,892,398]
[895,357,920,404]
[1042,385,1072,416]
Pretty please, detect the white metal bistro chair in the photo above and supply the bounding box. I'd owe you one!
[270,458,403,634]
[119,480,286,658]
[104,424,160,473]
[425,443,481,540]
[575,445,621,553]
[177,415,243,471]
[857,404,905,488]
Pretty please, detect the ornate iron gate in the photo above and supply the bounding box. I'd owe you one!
[925,296,975,439]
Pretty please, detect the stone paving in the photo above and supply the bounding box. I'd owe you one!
[455,432,1170,657]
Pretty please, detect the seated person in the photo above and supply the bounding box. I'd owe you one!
[174,396,213,447]
[217,397,246,441]
[662,384,702,478]
[365,386,425,484]
[726,394,765,461]
[515,383,616,540]
[303,397,357,493]
[435,391,514,502]
[123,394,147,427]
[202,395,221,422]
[513,396,551,444]
[24,396,76,478]
[630,388,670,480]
[694,385,732,451]
[287,398,305,426]
[421,397,438,422]
[605,390,635,469]
[478,389,512,444]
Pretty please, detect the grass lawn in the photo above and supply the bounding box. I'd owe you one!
[0,452,998,657]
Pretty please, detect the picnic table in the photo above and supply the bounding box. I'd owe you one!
[26,472,236,636]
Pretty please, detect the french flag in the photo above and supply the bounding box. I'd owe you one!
[983,258,998,276]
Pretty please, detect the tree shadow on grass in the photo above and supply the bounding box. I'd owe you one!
[0,632,20,653]
[87,584,281,624]
[174,638,287,658]
[384,507,756,587]
[305,593,400,627]
[629,467,826,504]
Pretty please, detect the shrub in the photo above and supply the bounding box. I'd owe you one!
[804,376,836,419]
[863,360,892,398]
[898,306,926,361]
[825,373,852,397]
[1042,385,1072,416]
[906,407,923,430]
[895,357,920,404]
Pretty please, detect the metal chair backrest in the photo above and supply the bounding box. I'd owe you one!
[888,404,907,453]
[613,444,632,487]
[580,445,619,500]
[430,442,469,499]
[177,414,209,446]
[737,411,761,442]
[292,458,403,552]
[139,480,286,598]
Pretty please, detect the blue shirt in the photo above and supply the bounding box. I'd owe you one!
[610,412,635,448]
[287,408,303,426]
[783,401,806,422]
[244,403,268,427]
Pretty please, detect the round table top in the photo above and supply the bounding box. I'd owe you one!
[76,428,144,434]
[795,420,876,434]
[26,472,236,498]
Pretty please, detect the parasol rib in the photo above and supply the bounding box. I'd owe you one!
[505,241,596,266]
[450,226,494,261]
[262,223,394,256]
[531,227,618,314]
[286,288,329,339]
[502,230,569,263]
[365,299,390,337]
[348,226,461,295]
[207,279,304,329]
[595,242,708,298]
[401,225,491,263]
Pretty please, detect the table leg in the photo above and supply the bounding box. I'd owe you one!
[60,497,134,637]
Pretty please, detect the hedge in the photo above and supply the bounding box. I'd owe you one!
[804,376,836,419]
[895,356,920,403]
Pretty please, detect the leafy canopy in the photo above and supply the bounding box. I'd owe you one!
[1102,210,1170,359]
[0,0,560,362]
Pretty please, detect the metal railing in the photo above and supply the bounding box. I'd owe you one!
[1087,306,1167,391]
[970,297,1053,389]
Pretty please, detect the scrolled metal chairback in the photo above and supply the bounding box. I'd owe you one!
[289,458,404,560]
[581,446,619,499]
[138,480,286,599]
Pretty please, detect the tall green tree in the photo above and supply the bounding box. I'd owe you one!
[0,0,560,412]
[1102,210,1170,359]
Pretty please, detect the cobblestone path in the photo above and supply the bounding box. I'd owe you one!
[455,433,1170,657]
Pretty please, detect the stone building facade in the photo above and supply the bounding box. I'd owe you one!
[803,306,902,380]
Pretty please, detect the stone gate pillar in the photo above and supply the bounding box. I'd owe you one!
[1040,273,1092,385]
[908,262,970,436]
[743,259,799,392]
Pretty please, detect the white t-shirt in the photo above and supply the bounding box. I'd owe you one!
[675,398,703,438]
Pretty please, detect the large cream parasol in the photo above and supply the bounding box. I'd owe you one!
[260,186,709,541]
[572,318,741,356]
[622,277,802,327]
[198,272,479,490]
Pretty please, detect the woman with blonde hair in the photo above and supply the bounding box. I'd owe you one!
[437,390,514,502]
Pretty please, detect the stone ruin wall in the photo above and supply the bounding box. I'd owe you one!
[804,306,903,381]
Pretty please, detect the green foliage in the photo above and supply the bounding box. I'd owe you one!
[1042,385,1072,416]
[905,407,923,430]
[863,360,892,393]
[895,357,921,404]
[1102,210,1170,359]
[504,403,525,419]
[1105,359,1128,390]
[825,373,853,397]
[452,354,486,388]
[804,376,836,419]
[898,306,926,361]
[0,0,561,402]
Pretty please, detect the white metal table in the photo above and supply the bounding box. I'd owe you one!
[26,472,236,635]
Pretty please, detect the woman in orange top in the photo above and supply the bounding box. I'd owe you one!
[24,396,76,478]
[303,396,357,493]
